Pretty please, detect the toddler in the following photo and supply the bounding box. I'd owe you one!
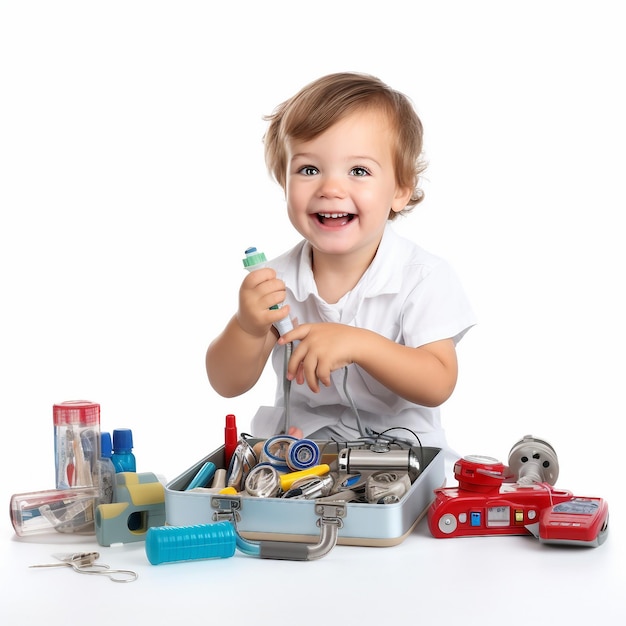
[206,72,476,454]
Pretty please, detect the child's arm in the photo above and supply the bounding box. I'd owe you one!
[206,268,290,397]
[277,323,457,407]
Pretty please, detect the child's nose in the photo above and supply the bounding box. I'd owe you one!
[317,174,346,199]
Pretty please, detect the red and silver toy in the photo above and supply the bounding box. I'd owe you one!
[427,435,609,547]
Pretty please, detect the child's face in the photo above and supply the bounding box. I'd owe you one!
[284,108,411,265]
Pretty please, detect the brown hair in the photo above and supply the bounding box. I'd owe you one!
[263,72,427,218]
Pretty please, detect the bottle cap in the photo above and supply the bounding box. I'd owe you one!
[113,428,134,451]
[242,247,267,269]
[53,401,100,426]
[101,432,113,458]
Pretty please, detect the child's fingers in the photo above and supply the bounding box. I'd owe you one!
[242,267,276,287]
[287,426,304,438]
[295,362,305,386]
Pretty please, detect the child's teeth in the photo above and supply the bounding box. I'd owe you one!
[320,213,348,218]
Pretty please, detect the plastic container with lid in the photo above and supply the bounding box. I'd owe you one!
[10,486,99,536]
[53,400,100,490]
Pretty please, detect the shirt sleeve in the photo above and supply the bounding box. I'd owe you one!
[401,260,477,348]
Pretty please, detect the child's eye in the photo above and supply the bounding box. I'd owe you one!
[350,167,370,177]
[298,166,319,176]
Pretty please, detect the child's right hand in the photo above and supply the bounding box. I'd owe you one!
[236,267,290,338]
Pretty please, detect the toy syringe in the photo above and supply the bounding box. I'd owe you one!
[243,247,293,336]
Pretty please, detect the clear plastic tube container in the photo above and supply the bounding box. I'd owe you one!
[53,401,100,489]
[10,486,99,536]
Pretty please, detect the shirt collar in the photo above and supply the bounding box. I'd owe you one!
[280,223,405,304]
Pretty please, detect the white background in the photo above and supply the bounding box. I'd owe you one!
[1,3,624,620]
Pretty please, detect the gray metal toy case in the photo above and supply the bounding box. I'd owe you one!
[165,439,444,547]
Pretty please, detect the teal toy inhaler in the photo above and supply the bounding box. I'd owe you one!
[242,247,293,336]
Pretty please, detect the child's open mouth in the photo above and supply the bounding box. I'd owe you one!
[316,212,356,226]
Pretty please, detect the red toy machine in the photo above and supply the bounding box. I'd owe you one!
[428,435,609,547]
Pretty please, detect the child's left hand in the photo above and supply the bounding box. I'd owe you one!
[277,323,361,393]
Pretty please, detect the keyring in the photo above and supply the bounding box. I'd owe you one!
[30,551,138,583]
[74,563,138,583]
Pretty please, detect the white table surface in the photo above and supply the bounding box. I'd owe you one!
[2,468,624,626]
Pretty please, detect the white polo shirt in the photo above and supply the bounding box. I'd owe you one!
[250,223,476,451]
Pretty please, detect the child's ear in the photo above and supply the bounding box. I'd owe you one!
[390,185,413,214]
